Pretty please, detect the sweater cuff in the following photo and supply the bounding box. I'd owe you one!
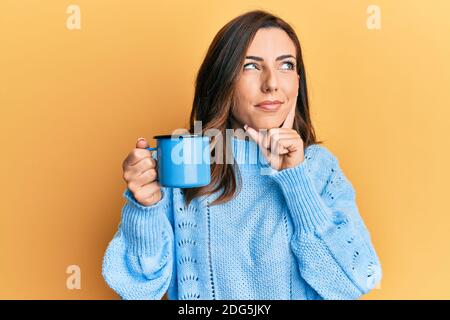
[123,187,170,211]
[121,188,171,256]
[269,163,333,234]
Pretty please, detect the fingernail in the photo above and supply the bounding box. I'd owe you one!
[137,137,146,142]
[244,124,248,130]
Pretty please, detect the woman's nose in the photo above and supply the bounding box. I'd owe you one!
[261,69,279,92]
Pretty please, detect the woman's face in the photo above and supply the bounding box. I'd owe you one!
[231,27,300,131]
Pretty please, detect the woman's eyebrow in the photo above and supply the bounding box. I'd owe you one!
[245,54,296,61]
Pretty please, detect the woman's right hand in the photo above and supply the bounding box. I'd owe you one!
[122,138,162,206]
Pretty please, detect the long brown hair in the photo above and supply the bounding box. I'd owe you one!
[184,10,322,206]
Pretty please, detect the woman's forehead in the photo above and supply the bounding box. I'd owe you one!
[246,28,296,57]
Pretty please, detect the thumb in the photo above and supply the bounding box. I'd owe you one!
[136,137,149,149]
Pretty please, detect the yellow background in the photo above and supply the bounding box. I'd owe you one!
[1,0,449,299]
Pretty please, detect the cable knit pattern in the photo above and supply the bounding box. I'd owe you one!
[102,136,382,300]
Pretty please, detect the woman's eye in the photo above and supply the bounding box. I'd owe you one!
[243,61,296,71]
[281,61,296,70]
[243,63,258,70]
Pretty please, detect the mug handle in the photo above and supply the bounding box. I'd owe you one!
[146,147,157,161]
[146,147,159,182]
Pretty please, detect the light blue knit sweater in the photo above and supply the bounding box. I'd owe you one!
[102,136,382,300]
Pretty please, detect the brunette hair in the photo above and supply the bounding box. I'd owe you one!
[184,10,322,206]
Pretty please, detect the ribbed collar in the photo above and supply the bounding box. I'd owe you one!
[230,136,272,172]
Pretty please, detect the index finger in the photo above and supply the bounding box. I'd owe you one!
[126,148,152,166]
[281,103,296,129]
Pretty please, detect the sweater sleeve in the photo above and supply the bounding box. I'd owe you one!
[101,186,175,300]
[269,146,382,300]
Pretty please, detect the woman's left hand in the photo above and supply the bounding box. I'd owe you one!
[245,104,305,171]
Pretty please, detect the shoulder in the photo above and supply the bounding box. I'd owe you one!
[303,143,355,197]
[306,143,356,200]
[304,143,339,171]
[299,144,337,193]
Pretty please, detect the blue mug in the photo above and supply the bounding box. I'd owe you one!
[147,134,211,188]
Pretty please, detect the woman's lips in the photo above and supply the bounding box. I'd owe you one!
[254,102,282,111]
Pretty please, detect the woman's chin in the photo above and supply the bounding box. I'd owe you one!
[251,121,282,131]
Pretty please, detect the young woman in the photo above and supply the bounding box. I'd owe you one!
[102,10,382,300]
